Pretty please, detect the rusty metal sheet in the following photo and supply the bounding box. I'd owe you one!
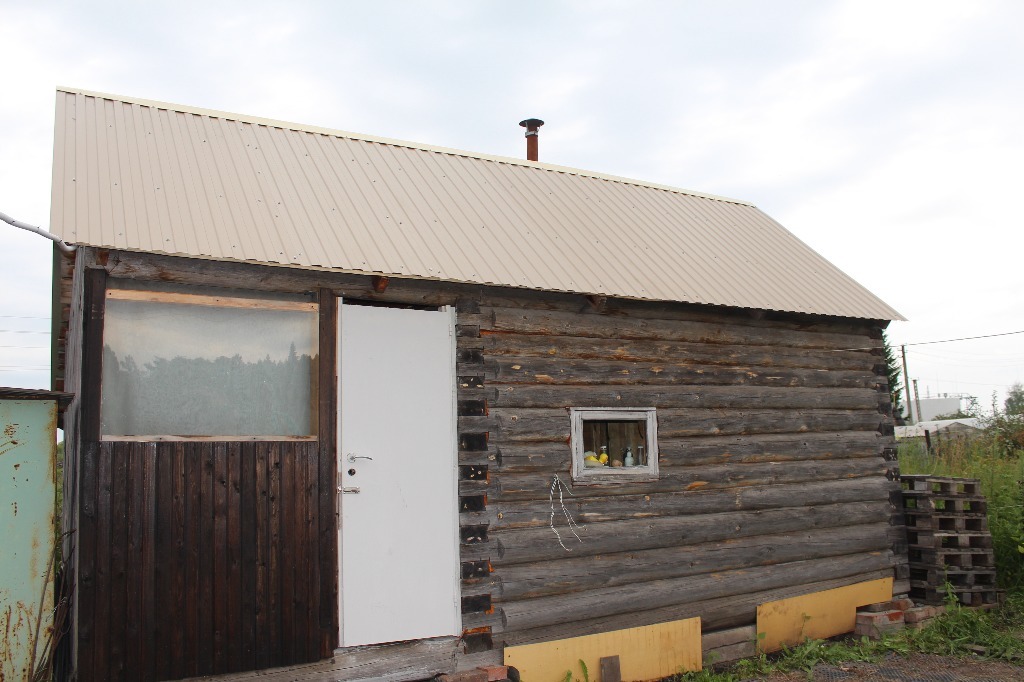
[50,88,903,321]
[1,398,58,682]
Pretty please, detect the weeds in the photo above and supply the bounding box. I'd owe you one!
[911,590,1024,661]
[672,595,1024,681]
[898,435,1024,589]
[672,635,905,682]
[561,659,589,682]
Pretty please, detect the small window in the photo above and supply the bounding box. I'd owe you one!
[570,408,659,482]
[100,285,318,440]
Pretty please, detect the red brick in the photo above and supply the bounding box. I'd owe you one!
[477,665,510,682]
[904,606,938,623]
[855,610,905,639]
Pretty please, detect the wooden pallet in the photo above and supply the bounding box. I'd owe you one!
[908,547,995,569]
[910,584,1003,607]
[909,567,997,588]
[905,528,993,550]
[903,512,988,533]
[900,475,1001,606]
[902,493,988,514]
[901,475,981,496]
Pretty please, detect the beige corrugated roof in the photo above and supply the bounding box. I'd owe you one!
[50,87,903,320]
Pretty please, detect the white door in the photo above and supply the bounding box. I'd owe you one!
[337,302,460,647]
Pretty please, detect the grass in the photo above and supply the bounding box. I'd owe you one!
[898,435,1024,590]
[671,422,1024,681]
[672,592,1024,681]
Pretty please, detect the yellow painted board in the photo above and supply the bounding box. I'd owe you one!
[504,617,701,682]
[757,577,894,652]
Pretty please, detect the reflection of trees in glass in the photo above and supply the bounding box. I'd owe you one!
[101,344,316,436]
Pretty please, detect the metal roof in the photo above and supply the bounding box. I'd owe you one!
[50,88,903,320]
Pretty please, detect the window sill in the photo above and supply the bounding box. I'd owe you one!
[572,468,659,485]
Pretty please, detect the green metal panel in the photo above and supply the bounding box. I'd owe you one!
[0,399,57,682]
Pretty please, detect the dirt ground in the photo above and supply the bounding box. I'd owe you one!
[757,652,1024,681]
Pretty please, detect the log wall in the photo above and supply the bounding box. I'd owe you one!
[62,249,904,677]
[453,297,903,648]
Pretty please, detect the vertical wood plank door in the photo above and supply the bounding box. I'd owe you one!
[337,303,460,647]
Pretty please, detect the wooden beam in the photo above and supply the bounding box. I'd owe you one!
[105,288,317,311]
[584,294,607,312]
[80,267,107,443]
[317,288,339,650]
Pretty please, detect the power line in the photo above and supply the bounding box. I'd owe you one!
[0,315,50,320]
[0,330,50,334]
[918,378,1011,388]
[900,329,1024,347]
[831,328,1024,353]
[0,345,49,349]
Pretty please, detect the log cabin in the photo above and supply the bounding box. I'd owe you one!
[49,87,907,681]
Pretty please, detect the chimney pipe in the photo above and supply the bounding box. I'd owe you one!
[519,118,544,161]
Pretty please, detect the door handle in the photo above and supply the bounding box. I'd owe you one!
[339,486,361,494]
[347,454,374,463]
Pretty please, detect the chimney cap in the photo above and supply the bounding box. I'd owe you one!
[519,118,545,129]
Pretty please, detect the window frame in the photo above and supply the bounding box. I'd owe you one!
[99,287,320,442]
[569,407,659,484]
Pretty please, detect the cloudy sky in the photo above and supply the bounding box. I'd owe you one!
[2,0,1022,412]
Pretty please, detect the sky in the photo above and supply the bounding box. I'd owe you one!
[1,0,1022,414]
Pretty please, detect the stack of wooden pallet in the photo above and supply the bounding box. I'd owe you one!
[901,475,1001,606]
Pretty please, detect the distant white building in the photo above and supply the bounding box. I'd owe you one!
[896,418,982,440]
[913,395,970,422]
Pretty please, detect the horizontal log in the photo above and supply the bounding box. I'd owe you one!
[491,499,890,565]
[494,431,884,473]
[499,567,894,647]
[482,356,880,390]
[494,457,889,502]
[483,408,883,442]
[495,522,891,600]
[484,385,880,410]
[498,551,895,632]
[107,251,463,308]
[476,334,877,372]
[471,289,880,338]
[702,625,758,654]
[106,252,882,342]
[488,477,893,530]
[484,307,878,351]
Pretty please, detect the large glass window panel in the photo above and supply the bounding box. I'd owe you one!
[100,288,318,438]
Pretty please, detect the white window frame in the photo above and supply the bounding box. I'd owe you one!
[569,407,659,484]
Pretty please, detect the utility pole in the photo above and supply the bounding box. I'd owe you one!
[901,345,914,424]
[913,379,924,426]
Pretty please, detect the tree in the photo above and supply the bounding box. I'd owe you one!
[1006,383,1024,415]
[882,332,906,423]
